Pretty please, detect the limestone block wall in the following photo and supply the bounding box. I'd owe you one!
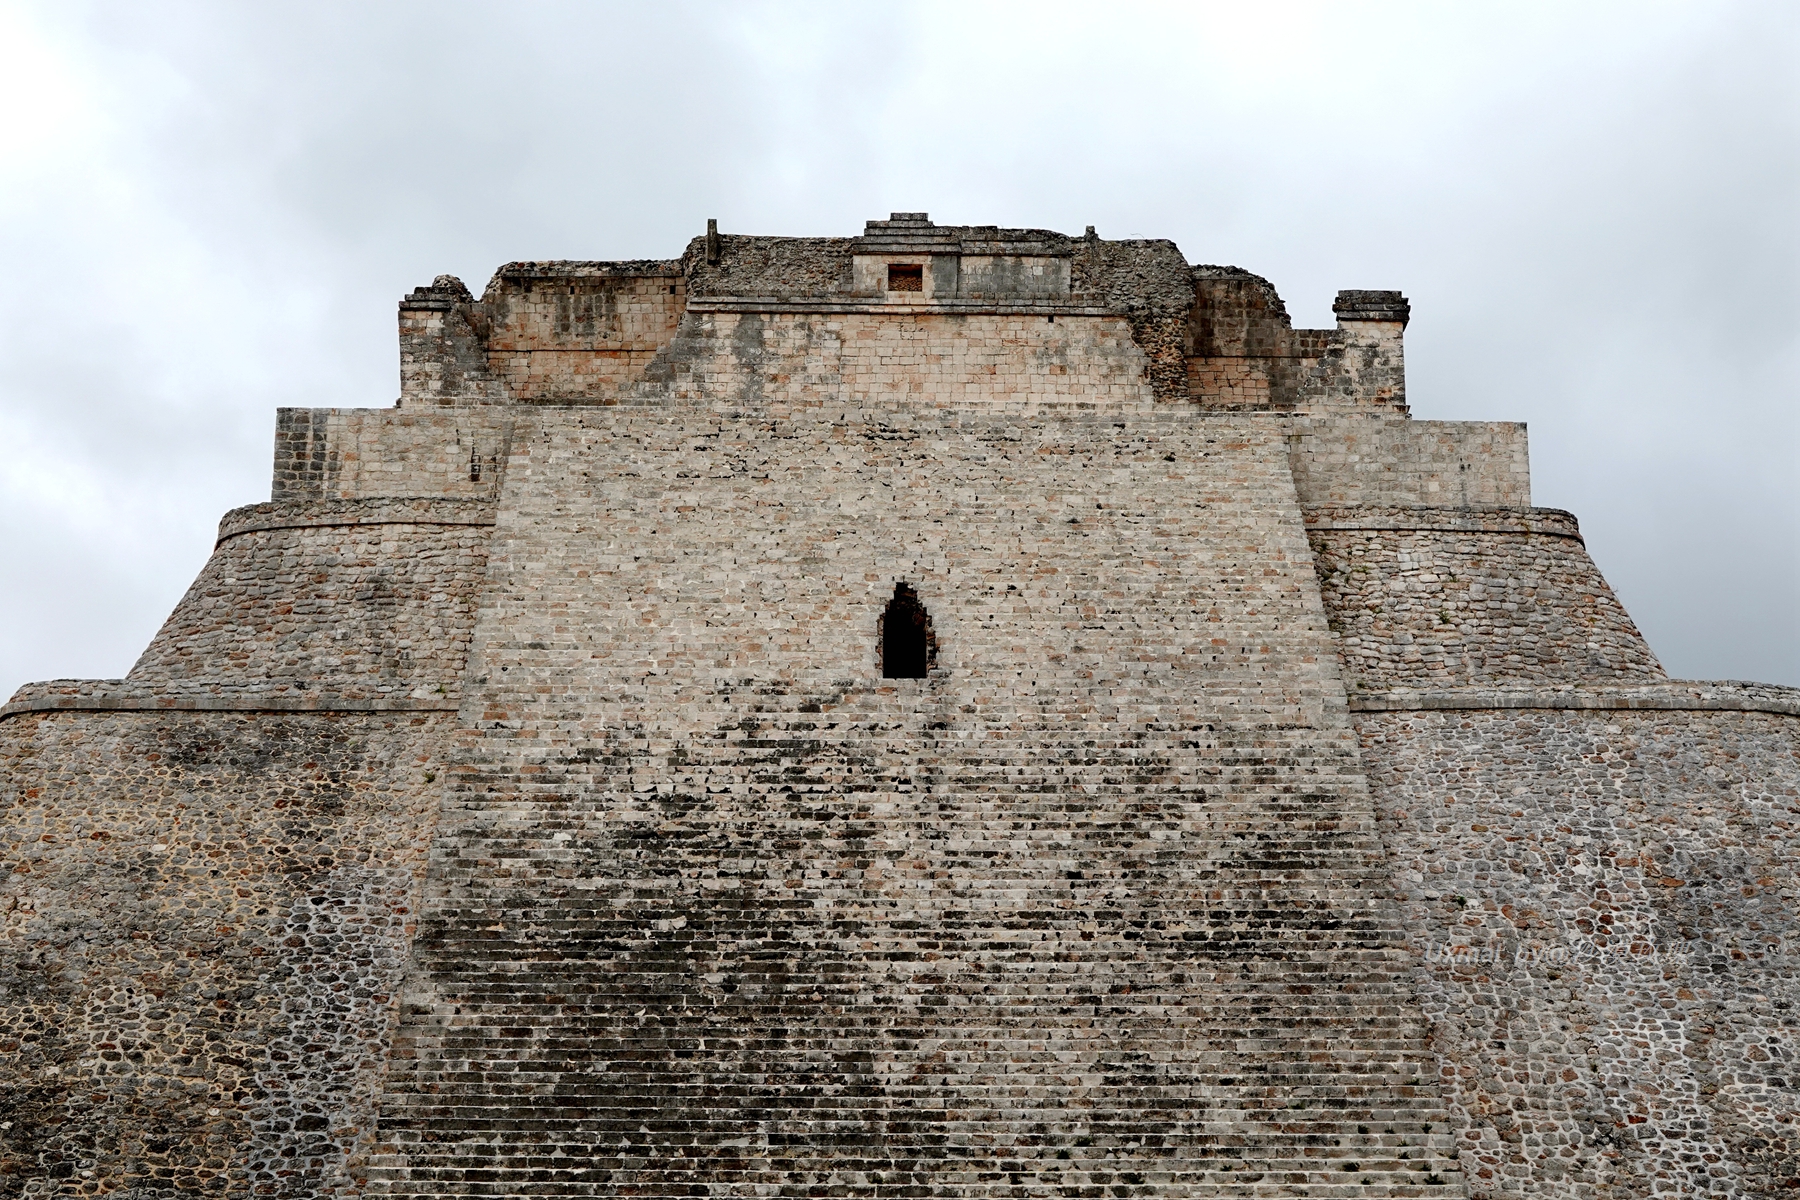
[273,409,513,501]
[125,498,495,704]
[1286,417,1533,508]
[0,708,452,1197]
[681,233,858,298]
[1288,292,1411,415]
[364,407,1467,1197]
[680,228,1197,402]
[638,307,1158,408]
[1065,236,1194,402]
[1307,506,1663,692]
[459,407,1344,727]
[479,262,685,403]
[1358,698,1800,1198]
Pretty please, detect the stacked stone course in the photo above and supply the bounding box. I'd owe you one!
[3,213,1793,1197]
[126,498,495,704]
[0,709,450,1196]
[637,309,1159,409]
[1307,507,1664,693]
[1362,705,1800,1196]
[272,409,513,501]
[367,407,1463,1195]
[480,262,687,404]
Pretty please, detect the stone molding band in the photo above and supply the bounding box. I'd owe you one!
[1350,684,1800,718]
[0,693,461,721]
[217,497,498,543]
[1304,505,1581,539]
[19,689,1790,721]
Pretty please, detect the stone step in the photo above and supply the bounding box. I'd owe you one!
[362,1167,1465,1193]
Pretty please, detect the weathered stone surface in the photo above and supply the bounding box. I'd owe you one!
[1188,272,1412,414]
[272,409,514,501]
[1285,419,1533,508]
[127,499,495,704]
[3,212,1794,1197]
[1308,508,1663,692]
[1360,702,1800,1197]
[635,309,1159,408]
[477,262,687,405]
[0,709,450,1197]
[365,406,1464,1195]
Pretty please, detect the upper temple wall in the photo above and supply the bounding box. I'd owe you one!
[394,214,1411,413]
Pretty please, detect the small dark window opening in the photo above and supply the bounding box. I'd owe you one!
[887,264,923,293]
[880,582,936,678]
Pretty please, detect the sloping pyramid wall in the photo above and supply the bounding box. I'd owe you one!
[365,406,1467,1196]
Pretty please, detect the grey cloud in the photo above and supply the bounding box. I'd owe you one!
[2,0,1794,695]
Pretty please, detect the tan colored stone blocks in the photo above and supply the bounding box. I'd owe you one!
[273,408,512,501]
[1310,516,1663,690]
[485,274,685,402]
[126,500,495,703]
[363,404,1465,1195]
[1286,417,1533,508]
[649,311,1158,408]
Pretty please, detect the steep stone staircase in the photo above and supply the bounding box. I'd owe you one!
[363,407,1468,1196]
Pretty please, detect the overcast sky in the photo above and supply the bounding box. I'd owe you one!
[1,0,1795,697]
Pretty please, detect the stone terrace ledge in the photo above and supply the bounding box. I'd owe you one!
[1303,504,1582,538]
[216,497,497,543]
[0,681,461,719]
[1349,680,1800,717]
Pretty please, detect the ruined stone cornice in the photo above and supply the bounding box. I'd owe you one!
[490,259,684,279]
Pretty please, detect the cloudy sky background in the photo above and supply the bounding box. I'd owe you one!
[1,0,1795,697]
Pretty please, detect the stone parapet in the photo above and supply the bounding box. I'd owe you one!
[478,260,686,403]
[389,217,1422,412]
[397,274,507,406]
[1185,272,1412,413]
